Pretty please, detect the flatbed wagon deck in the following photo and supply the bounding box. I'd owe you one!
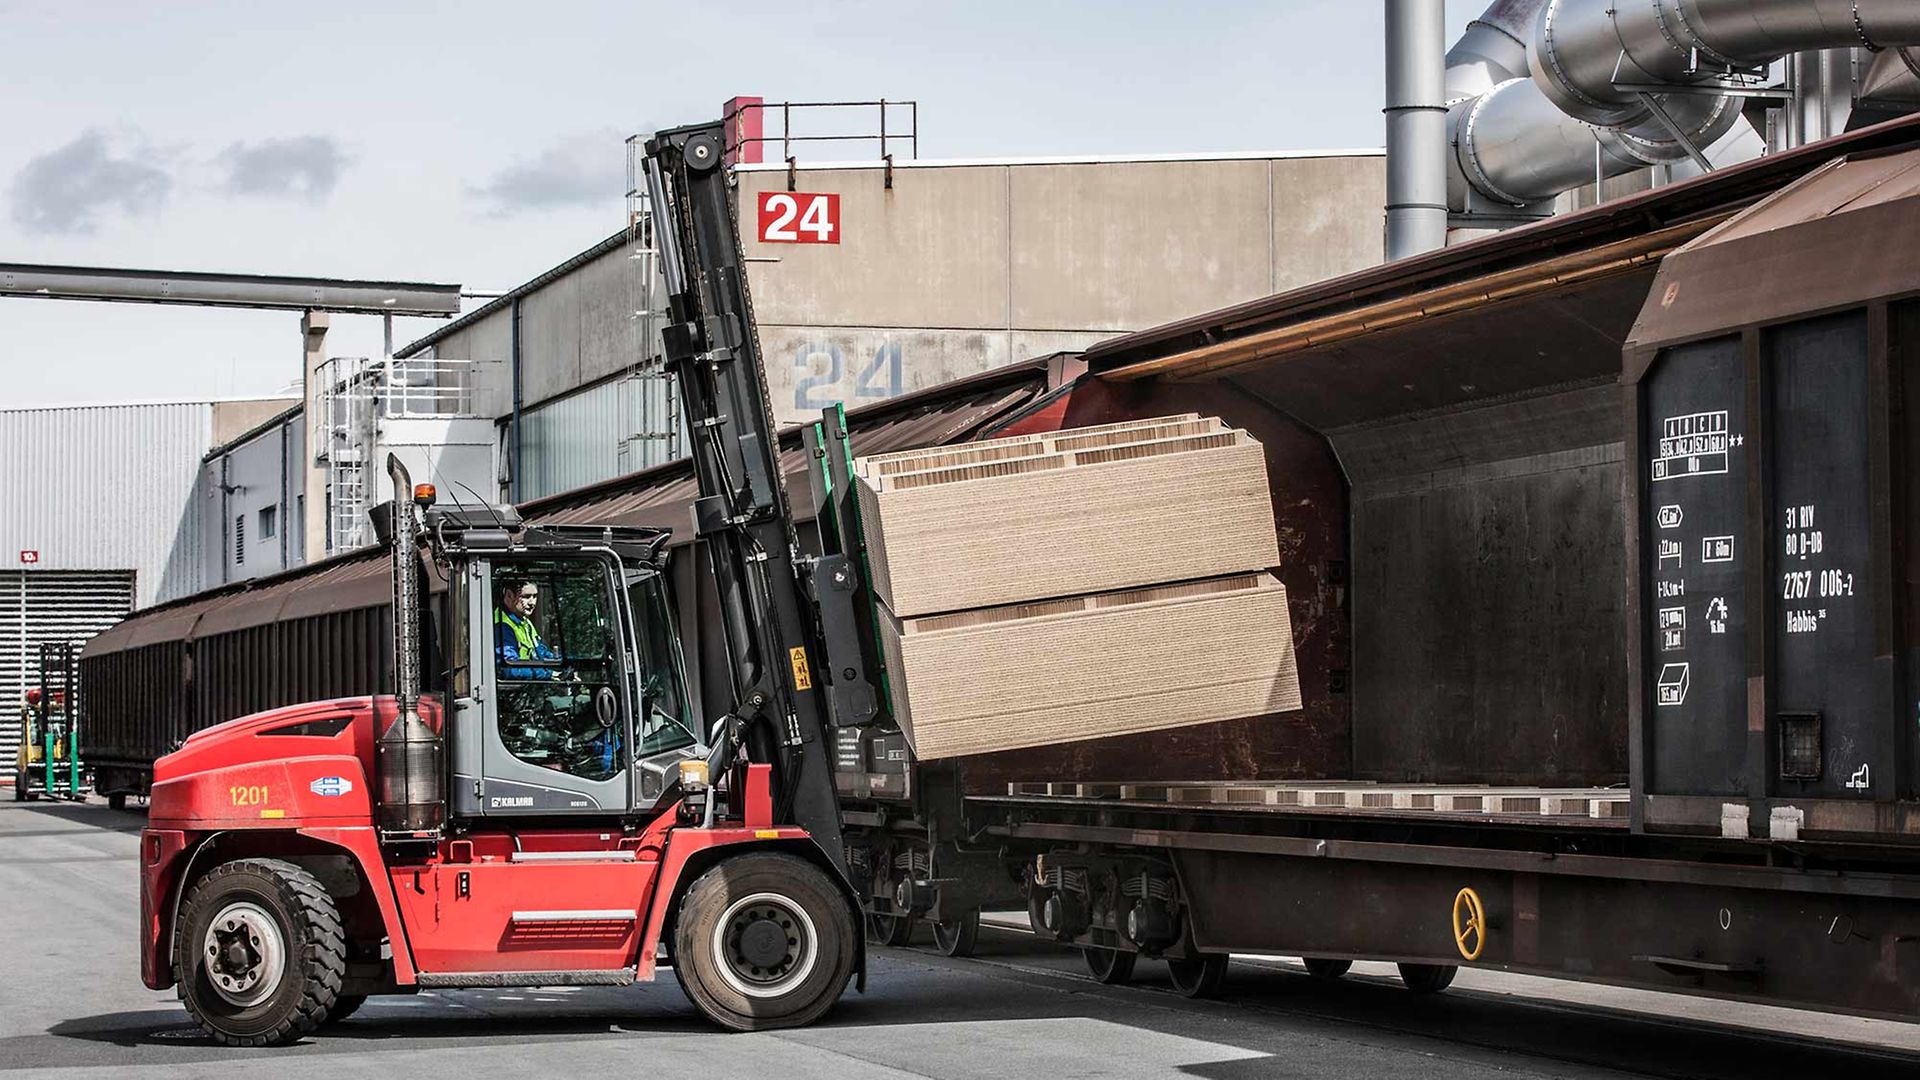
[1003,781,1631,823]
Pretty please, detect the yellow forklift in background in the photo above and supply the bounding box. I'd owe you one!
[12,642,87,802]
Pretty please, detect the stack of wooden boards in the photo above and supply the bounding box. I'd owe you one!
[853,414,1301,760]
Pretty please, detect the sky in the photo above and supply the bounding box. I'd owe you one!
[0,1,1481,408]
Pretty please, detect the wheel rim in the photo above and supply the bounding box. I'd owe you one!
[932,915,972,955]
[867,907,910,945]
[711,891,818,999]
[201,901,287,1008]
[1168,955,1221,995]
[1085,947,1123,981]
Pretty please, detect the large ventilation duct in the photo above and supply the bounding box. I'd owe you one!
[1449,0,1920,209]
[1385,0,1449,259]
[1851,46,1920,128]
[1444,0,1547,100]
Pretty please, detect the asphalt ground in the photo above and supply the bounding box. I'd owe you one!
[3,797,1918,1079]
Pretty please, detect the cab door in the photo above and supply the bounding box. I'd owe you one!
[450,555,634,817]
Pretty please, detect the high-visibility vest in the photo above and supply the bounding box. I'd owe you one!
[494,609,542,658]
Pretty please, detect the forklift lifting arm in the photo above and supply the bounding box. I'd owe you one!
[642,121,885,875]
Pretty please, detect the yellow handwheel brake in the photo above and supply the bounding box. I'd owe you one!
[1451,886,1486,961]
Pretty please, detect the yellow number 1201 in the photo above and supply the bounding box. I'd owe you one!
[229,784,269,806]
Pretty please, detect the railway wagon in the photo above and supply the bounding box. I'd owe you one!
[840,114,1920,1016]
[84,114,1920,1018]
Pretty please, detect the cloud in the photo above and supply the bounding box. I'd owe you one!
[219,135,349,201]
[10,129,171,235]
[472,130,626,214]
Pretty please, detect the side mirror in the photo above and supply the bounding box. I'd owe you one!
[595,686,618,728]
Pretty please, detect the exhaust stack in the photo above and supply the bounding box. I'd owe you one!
[378,454,444,838]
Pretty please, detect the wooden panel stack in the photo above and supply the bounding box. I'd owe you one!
[855,415,1300,761]
[856,415,1280,616]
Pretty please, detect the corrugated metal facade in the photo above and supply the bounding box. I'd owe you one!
[0,402,213,607]
[0,570,134,761]
[518,373,683,501]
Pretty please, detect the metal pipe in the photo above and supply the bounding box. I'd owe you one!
[1449,0,1920,209]
[1444,0,1548,100]
[509,297,523,503]
[1385,0,1450,259]
[0,263,459,315]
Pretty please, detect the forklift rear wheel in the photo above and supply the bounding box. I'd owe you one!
[1302,957,1353,980]
[930,909,979,958]
[175,858,346,1046]
[1397,962,1458,994]
[1166,953,1229,999]
[866,904,913,946]
[673,851,856,1032]
[1083,946,1137,984]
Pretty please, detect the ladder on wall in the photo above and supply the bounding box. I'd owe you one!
[625,138,683,471]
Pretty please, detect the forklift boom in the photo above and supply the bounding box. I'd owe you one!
[642,121,877,874]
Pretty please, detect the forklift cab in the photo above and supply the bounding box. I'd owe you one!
[428,509,701,821]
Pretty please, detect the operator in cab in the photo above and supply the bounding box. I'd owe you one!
[494,578,560,679]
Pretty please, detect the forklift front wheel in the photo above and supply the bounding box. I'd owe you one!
[10,772,24,802]
[174,858,347,1046]
[673,851,856,1032]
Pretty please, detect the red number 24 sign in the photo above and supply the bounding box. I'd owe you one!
[757,191,840,244]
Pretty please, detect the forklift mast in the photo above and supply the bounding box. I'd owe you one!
[641,121,885,874]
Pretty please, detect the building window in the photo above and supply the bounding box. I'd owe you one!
[259,505,277,539]
[234,515,246,565]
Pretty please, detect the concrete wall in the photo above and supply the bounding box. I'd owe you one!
[211,397,298,449]
[739,152,1384,426]
[404,150,1385,496]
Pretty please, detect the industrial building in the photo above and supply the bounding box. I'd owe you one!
[389,146,1388,502]
[0,395,294,759]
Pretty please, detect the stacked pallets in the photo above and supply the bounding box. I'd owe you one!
[853,415,1301,760]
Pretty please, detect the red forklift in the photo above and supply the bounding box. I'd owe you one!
[139,121,893,1044]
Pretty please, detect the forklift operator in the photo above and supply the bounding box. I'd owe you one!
[494,579,561,679]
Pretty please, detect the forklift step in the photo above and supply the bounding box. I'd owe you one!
[414,967,638,989]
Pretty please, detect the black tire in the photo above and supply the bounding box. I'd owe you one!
[322,994,367,1026]
[1083,946,1137,984]
[10,771,24,802]
[1397,962,1458,994]
[174,858,346,1046]
[1302,957,1352,980]
[930,909,979,958]
[107,792,129,812]
[1166,953,1229,999]
[866,904,913,946]
[672,851,856,1032]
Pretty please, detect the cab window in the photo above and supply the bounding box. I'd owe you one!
[492,558,624,782]
[625,569,698,757]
